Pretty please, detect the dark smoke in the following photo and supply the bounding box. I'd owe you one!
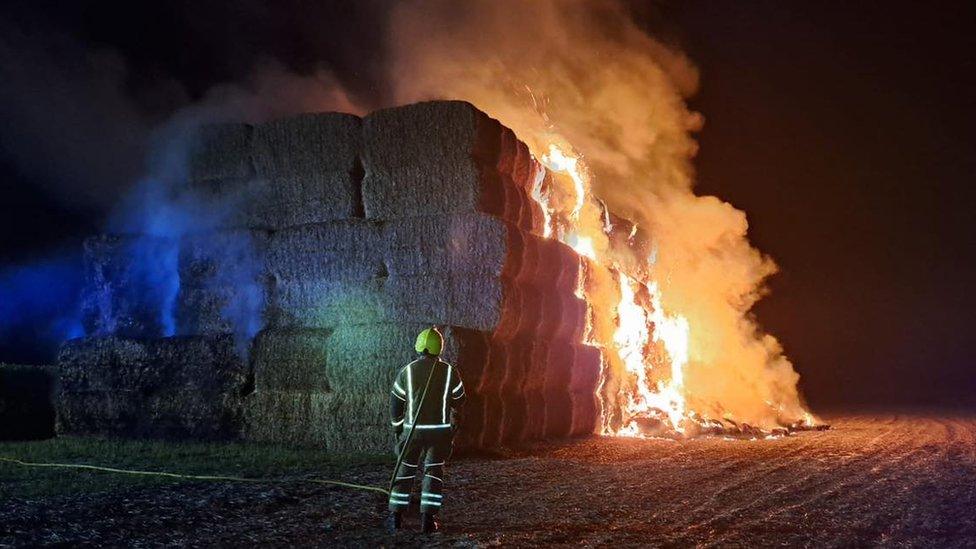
[0,21,159,213]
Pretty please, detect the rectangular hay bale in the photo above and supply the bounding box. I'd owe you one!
[175,284,267,336]
[244,391,390,451]
[252,112,362,178]
[382,213,509,277]
[252,112,364,223]
[269,276,503,331]
[179,229,270,288]
[56,336,248,439]
[267,220,385,282]
[362,101,531,224]
[187,123,255,182]
[81,235,179,338]
[252,324,444,394]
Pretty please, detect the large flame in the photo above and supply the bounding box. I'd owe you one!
[615,274,689,434]
[538,135,696,435]
[505,76,810,437]
[542,144,586,221]
[537,138,696,436]
[539,143,597,260]
[380,0,816,436]
[534,137,809,437]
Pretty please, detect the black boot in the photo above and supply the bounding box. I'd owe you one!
[421,512,441,534]
[385,510,403,533]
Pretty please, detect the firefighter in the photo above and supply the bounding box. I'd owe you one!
[386,327,466,534]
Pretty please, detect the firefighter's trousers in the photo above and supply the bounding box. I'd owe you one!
[389,426,454,514]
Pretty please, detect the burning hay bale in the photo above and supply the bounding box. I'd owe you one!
[789,421,831,432]
[618,411,829,439]
[59,101,601,450]
[59,100,820,449]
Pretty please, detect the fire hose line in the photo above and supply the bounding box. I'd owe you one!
[0,456,390,496]
[0,364,439,500]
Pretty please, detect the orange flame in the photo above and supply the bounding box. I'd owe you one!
[541,143,587,221]
[532,139,697,435]
[614,274,689,435]
[527,140,811,438]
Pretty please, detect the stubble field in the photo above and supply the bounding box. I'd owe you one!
[2,413,974,547]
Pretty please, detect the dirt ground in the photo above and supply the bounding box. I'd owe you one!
[3,413,975,547]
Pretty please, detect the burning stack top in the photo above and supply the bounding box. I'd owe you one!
[59,101,602,450]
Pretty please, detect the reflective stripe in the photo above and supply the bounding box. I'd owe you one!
[420,500,442,507]
[404,423,452,429]
[421,492,443,499]
[406,363,413,422]
[424,473,443,483]
[451,389,465,400]
[402,462,418,468]
[452,382,463,394]
[426,461,445,467]
[390,491,410,499]
[393,381,406,395]
[395,475,414,480]
[390,390,406,401]
[441,364,451,423]
[391,418,404,426]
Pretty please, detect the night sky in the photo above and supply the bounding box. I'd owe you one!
[1,1,974,411]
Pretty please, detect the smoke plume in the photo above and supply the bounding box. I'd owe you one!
[374,0,808,426]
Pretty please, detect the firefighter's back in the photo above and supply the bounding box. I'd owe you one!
[399,356,454,428]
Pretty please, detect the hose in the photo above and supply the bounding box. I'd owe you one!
[0,456,390,496]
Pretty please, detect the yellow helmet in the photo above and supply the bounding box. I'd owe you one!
[414,327,444,355]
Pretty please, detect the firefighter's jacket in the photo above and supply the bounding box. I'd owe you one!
[390,355,466,429]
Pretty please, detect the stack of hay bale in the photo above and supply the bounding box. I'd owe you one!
[57,101,602,451]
